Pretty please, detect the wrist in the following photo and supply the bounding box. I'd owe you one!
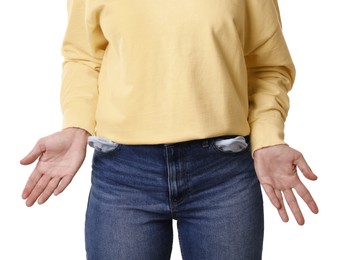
[253,144,289,158]
[62,127,91,137]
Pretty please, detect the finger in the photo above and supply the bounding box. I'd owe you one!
[37,178,61,205]
[22,168,43,199]
[261,183,281,209]
[25,174,51,207]
[54,175,74,196]
[294,182,319,214]
[20,141,45,165]
[283,189,305,225]
[295,153,318,181]
[275,189,289,223]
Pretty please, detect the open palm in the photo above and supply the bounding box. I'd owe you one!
[254,144,319,225]
[21,128,89,206]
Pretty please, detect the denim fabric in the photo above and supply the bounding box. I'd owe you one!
[85,136,264,260]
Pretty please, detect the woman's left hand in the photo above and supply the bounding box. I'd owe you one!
[253,144,319,225]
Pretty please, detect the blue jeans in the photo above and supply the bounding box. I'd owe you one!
[85,136,264,260]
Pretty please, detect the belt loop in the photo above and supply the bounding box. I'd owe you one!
[202,139,209,148]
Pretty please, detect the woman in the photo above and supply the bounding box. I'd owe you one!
[21,0,318,259]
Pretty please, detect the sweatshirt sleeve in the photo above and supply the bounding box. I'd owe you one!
[60,0,108,135]
[245,0,296,153]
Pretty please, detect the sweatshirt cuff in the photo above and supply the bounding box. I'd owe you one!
[62,109,96,136]
[250,118,286,155]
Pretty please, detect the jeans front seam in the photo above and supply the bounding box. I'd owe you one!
[165,145,191,216]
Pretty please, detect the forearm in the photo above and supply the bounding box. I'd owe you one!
[61,0,108,136]
[245,20,295,153]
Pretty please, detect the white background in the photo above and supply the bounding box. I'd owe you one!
[0,0,338,259]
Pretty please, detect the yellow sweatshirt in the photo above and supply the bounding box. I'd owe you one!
[61,0,295,153]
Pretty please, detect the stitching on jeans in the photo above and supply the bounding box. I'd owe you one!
[177,220,186,260]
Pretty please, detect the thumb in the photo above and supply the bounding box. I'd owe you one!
[20,142,45,165]
[295,152,318,181]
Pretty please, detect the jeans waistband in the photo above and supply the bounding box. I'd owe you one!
[164,135,250,148]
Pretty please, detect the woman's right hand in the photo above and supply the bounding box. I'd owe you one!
[20,127,90,206]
